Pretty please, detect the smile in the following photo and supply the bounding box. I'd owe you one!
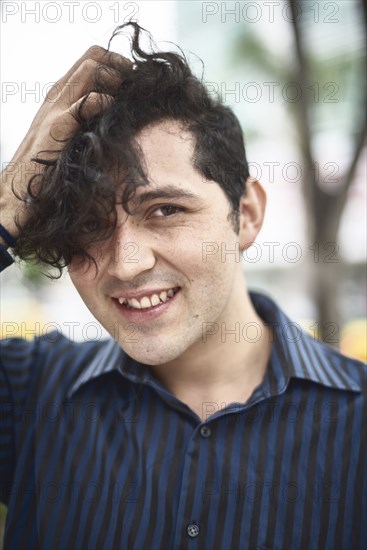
[117,287,180,310]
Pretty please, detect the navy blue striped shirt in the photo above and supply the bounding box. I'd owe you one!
[1,292,366,550]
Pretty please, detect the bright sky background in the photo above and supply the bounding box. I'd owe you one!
[1,0,178,161]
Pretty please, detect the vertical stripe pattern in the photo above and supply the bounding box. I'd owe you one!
[1,292,366,550]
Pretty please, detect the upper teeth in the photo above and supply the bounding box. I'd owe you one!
[118,288,176,309]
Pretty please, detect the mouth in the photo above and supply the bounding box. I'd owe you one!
[112,287,181,322]
[117,287,180,309]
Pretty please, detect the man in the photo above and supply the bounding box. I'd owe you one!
[0,22,366,550]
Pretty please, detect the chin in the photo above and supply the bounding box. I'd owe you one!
[118,339,187,366]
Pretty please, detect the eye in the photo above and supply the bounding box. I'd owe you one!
[82,221,100,233]
[151,205,183,217]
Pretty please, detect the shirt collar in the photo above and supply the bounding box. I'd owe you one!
[250,291,361,393]
[67,337,157,398]
[67,291,362,398]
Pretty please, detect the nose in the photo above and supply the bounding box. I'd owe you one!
[106,217,156,281]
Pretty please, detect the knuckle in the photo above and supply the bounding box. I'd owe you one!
[80,58,99,73]
[50,113,65,128]
[51,112,77,134]
[45,82,62,101]
[86,45,107,59]
[86,92,99,103]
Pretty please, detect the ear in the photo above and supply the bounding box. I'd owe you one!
[238,178,267,251]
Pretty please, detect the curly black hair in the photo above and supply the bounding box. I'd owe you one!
[13,21,250,276]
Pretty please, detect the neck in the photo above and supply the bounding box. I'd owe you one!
[150,278,272,419]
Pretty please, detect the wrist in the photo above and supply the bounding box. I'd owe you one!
[0,223,16,247]
[0,242,15,270]
[0,162,38,240]
[0,196,22,244]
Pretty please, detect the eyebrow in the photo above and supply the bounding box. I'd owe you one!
[129,185,201,207]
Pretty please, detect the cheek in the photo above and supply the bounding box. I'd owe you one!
[68,260,101,298]
[69,269,107,323]
[180,239,238,302]
[198,230,241,269]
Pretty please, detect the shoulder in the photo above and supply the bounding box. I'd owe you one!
[252,290,366,394]
[0,331,105,369]
[300,330,367,395]
[0,333,109,403]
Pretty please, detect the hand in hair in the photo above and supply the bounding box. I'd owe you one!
[0,46,131,242]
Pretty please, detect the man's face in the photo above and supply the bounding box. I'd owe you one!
[69,120,250,365]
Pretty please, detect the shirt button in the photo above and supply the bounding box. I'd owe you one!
[187,524,200,538]
[200,425,211,438]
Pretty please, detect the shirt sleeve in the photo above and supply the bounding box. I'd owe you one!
[0,338,40,505]
[0,246,15,271]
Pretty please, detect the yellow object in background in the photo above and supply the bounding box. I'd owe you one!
[340,319,367,363]
[0,298,45,341]
[293,319,366,364]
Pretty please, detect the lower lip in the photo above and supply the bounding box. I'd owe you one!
[112,289,180,323]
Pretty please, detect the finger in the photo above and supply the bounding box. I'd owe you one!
[32,93,113,155]
[57,46,131,89]
[68,92,114,120]
[52,59,122,108]
[45,46,131,102]
[42,115,79,148]
[32,92,112,154]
